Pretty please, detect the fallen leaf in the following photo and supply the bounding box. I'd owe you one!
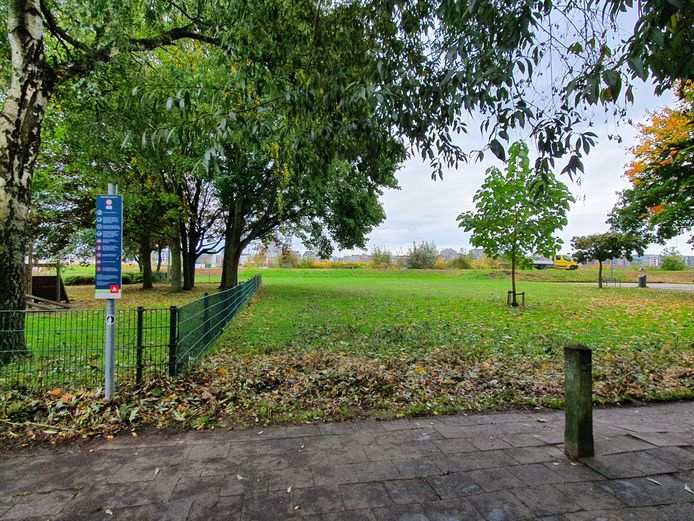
[287,486,292,493]
[646,478,661,485]
[236,474,244,481]
[105,509,113,515]
[537,418,548,423]
[685,484,693,495]
[154,467,160,476]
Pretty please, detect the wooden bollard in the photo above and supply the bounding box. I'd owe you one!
[564,345,594,459]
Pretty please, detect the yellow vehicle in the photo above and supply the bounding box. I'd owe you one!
[533,254,579,270]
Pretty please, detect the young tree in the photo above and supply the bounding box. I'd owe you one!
[458,141,574,306]
[371,246,393,269]
[571,232,647,287]
[609,84,693,244]
[660,247,685,271]
[406,242,438,269]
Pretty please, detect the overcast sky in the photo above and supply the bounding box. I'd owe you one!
[336,82,693,258]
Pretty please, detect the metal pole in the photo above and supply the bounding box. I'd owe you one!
[105,183,117,401]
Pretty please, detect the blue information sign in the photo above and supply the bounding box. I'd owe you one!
[95,195,123,299]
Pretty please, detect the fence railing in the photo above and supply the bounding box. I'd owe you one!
[0,275,261,391]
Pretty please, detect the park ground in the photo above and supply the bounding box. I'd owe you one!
[1,268,692,446]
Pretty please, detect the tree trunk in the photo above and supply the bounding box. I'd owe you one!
[0,0,53,361]
[170,236,182,292]
[25,241,33,295]
[139,239,153,290]
[156,246,163,272]
[598,261,603,289]
[220,197,244,289]
[511,253,518,306]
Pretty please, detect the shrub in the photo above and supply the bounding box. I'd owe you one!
[447,255,474,269]
[660,248,685,271]
[63,274,95,286]
[406,241,438,269]
[371,246,393,268]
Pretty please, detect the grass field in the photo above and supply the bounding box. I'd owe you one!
[187,268,693,423]
[2,268,692,444]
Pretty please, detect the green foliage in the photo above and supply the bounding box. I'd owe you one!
[370,246,393,268]
[609,86,694,245]
[457,141,574,303]
[571,231,647,287]
[660,247,686,271]
[571,232,646,264]
[447,255,474,269]
[406,242,438,269]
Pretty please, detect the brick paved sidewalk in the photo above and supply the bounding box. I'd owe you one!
[1,402,692,520]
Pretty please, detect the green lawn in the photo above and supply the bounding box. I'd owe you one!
[198,268,693,422]
[2,268,692,444]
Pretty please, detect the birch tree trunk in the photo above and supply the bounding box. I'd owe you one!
[0,0,52,361]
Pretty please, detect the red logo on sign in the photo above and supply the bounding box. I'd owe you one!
[109,285,120,294]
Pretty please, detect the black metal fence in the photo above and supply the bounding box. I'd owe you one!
[0,275,261,391]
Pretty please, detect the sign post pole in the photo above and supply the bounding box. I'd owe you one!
[96,184,122,401]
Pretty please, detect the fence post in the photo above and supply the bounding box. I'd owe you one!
[136,307,144,385]
[564,344,594,459]
[203,293,210,346]
[168,306,178,377]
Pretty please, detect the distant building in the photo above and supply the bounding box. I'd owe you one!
[469,248,484,261]
[438,248,459,261]
[631,254,660,267]
[683,256,694,268]
[302,250,318,261]
[341,254,372,263]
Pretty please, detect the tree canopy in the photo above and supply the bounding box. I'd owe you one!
[609,83,693,244]
[571,231,647,287]
[458,141,573,305]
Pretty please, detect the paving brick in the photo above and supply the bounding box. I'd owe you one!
[643,446,694,471]
[187,443,231,461]
[311,463,360,486]
[291,485,344,515]
[468,436,513,451]
[371,503,424,521]
[2,489,75,519]
[421,497,481,519]
[563,510,623,520]
[392,458,442,478]
[340,482,392,510]
[88,497,194,521]
[220,472,269,496]
[434,437,477,454]
[467,490,533,521]
[544,460,605,483]
[512,484,582,516]
[350,460,401,482]
[628,431,693,447]
[61,477,178,515]
[468,467,526,493]
[506,445,565,464]
[187,494,242,521]
[594,435,656,456]
[508,463,565,486]
[553,481,625,510]
[611,506,671,520]
[660,502,694,521]
[500,433,548,448]
[582,454,648,479]
[170,475,226,500]
[240,491,291,521]
[267,467,314,490]
[323,509,377,521]
[427,471,483,499]
[383,478,438,504]
[598,475,694,507]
